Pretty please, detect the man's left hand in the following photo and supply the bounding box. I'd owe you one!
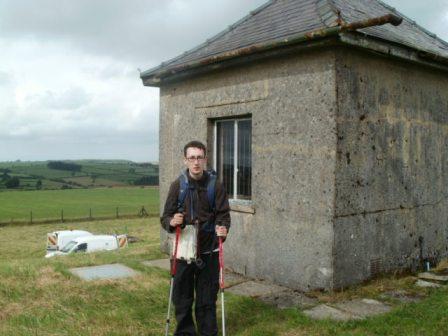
[216,226,227,237]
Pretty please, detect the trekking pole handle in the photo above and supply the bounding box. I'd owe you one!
[178,207,186,229]
[216,225,227,237]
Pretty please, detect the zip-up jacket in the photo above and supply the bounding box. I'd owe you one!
[161,170,231,254]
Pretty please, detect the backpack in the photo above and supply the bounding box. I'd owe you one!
[177,169,217,232]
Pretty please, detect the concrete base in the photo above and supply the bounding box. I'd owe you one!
[227,280,287,297]
[227,279,318,309]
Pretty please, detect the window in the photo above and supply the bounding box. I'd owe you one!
[75,243,87,253]
[214,118,252,200]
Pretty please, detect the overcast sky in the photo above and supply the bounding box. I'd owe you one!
[0,0,447,162]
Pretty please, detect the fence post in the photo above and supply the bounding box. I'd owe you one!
[116,207,119,218]
[89,208,92,220]
[30,211,33,224]
[61,209,64,222]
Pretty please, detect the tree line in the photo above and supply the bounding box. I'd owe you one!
[47,161,82,172]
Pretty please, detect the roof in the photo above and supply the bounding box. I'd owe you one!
[141,0,448,86]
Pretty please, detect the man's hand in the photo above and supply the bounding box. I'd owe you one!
[170,213,184,227]
[216,226,227,237]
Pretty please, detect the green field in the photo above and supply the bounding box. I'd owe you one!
[0,187,159,223]
[1,218,448,335]
[0,160,158,191]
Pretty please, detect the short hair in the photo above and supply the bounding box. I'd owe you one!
[184,140,207,157]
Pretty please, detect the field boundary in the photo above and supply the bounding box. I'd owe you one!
[0,212,159,227]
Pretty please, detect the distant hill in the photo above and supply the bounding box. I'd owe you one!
[0,160,159,191]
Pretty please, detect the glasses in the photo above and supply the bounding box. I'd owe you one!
[186,156,206,162]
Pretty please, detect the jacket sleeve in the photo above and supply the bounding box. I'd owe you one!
[161,180,180,233]
[214,181,231,232]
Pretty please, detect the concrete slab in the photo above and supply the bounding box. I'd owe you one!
[227,280,287,298]
[303,304,356,321]
[258,290,318,309]
[416,279,441,288]
[142,259,170,271]
[334,299,391,318]
[224,271,248,288]
[379,290,423,303]
[418,272,448,283]
[70,264,139,281]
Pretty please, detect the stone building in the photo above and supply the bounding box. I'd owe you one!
[141,0,448,290]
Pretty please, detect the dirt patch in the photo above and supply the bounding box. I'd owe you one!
[0,302,22,321]
[307,275,423,304]
[95,274,165,292]
[280,326,315,336]
[259,290,318,309]
[36,266,65,288]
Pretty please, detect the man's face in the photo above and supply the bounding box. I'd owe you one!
[184,147,206,179]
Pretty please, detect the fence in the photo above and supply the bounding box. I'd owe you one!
[0,206,158,226]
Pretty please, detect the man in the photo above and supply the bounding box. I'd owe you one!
[161,140,231,336]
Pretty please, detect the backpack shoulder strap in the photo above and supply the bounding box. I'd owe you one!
[177,169,189,210]
[206,169,217,211]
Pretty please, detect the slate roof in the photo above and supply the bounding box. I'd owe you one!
[141,0,448,82]
[334,0,448,58]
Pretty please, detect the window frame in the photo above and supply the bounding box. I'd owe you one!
[213,117,252,201]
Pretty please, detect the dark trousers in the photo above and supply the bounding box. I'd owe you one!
[172,252,220,336]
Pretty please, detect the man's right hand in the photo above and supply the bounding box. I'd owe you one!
[170,213,184,227]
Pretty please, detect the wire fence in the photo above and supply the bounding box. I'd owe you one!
[0,205,159,227]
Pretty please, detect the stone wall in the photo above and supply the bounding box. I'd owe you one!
[333,48,448,287]
[159,49,338,290]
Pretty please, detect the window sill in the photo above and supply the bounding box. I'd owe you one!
[229,200,255,214]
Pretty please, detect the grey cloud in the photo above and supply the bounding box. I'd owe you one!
[0,0,267,66]
[0,0,446,67]
[386,0,448,40]
[27,87,91,110]
[0,70,11,85]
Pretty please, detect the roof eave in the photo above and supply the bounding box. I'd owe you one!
[339,32,448,73]
[141,37,341,87]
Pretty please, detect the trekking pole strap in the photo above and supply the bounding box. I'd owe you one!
[171,225,181,276]
[218,237,224,289]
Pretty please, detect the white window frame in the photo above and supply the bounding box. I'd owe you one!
[213,118,251,201]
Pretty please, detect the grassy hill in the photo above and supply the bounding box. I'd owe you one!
[1,218,448,335]
[0,160,158,191]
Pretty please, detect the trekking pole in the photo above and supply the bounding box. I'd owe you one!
[218,236,226,336]
[165,225,181,336]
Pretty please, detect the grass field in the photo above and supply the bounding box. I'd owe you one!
[1,218,448,335]
[0,160,158,190]
[0,187,159,223]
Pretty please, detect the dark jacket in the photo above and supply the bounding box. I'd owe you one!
[161,170,231,254]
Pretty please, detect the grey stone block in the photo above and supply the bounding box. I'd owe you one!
[333,299,391,318]
[304,304,356,321]
[69,264,139,281]
[416,279,442,288]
